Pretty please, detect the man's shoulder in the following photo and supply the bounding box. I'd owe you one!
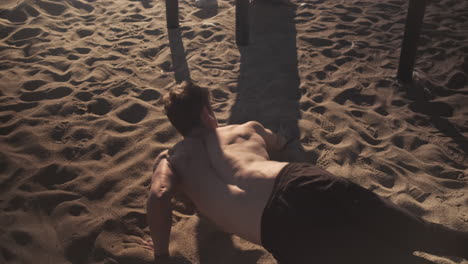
[217,121,263,133]
[153,141,186,172]
[215,122,268,142]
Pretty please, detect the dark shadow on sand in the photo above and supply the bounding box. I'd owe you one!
[168,28,191,83]
[191,4,304,260]
[193,0,218,19]
[195,217,264,263]
[407,84,468,156]
[228,1,306,162]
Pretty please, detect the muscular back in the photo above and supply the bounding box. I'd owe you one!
[168,121,288,244]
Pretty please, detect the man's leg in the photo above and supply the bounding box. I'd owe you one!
[338,181,468,259]
[262,163,467,263]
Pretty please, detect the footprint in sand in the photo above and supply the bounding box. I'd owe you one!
[418,133,465,163]
[66,54,78,60]
[117,103,148,124]
[74,47,91,54]
[71,128,94,142]
[0,26,16,40]
[74,92,93,102]
[30,190,82,215]
[103,136,127,156]
[50,122,69,142]
[118,40,137,47]
[0,114,13,123]
[408,187,431,203]
[335,56,354,66]
[43,70,72,82]
[19,87,72,102]
[324,64,338,72]
[333,87,376,106]
[140,47,158,59]
[313,113,336,133]
[121,210,147,229]
[153,127,177,143]
[53,201,90,218]
[85,55,119,66]
[447,71,467,90]
[137,89,160,102]
[1,7,28,22]
[110,81,135,97]
[11,28,42,41]
[0,102,38,113]
[87,98,111,116]
[338,14,356,22]
[144,29,163,36]
[315,71,327,80]
[344,49,366,58]
[355,158,397,189]
[48,87,73,99]
[22,80,47,91]
[32,163,79,188]
[316,146,335,169]
[76,28,94,38]
[122,14,149,23]
[68,0,94,13]
[37,0,67,16]
[322,48,341,58]
[128,0,153,8]
[301,37,334,47]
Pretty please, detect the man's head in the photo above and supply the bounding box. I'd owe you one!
[163,81,218,136]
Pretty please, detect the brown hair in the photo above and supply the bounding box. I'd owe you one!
[163,81,211,136]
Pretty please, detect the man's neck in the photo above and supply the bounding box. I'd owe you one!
[185,127,213,139]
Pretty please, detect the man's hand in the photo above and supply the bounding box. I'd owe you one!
[135,237,173,263]
[138,237,154,251]
[275,124,292,151]
[249,121,292,152]
[265,124,306,162]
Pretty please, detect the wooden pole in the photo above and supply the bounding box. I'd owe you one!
[397,0,427,83]
[166,0,179,29]
[236,0,249,46]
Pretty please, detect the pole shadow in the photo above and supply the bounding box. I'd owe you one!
[193,0,218,19]
[168,28,191,83]
[228,1,306,162]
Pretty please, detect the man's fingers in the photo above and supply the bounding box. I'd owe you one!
[141,244,152,250]
[131,236,154,249]
[131,236,147,243]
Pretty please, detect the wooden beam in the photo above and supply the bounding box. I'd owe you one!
[236,0,249,46]
[397,0,427,83]
[166,0,179,29]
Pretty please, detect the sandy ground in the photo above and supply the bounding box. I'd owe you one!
[0,0,467,263]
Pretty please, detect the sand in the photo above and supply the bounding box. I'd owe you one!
[0,0,467,263]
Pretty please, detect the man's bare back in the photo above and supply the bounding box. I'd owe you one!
[167,121,288,244]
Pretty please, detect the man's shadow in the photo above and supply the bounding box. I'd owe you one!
[228,0,306,162]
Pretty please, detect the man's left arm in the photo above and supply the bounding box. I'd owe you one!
[147,153,177,258]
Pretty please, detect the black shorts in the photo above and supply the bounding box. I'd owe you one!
[260,163,464,264]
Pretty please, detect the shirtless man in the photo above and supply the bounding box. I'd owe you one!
[146,81,467,263]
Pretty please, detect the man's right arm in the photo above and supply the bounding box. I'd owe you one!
[147,151,176,258]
